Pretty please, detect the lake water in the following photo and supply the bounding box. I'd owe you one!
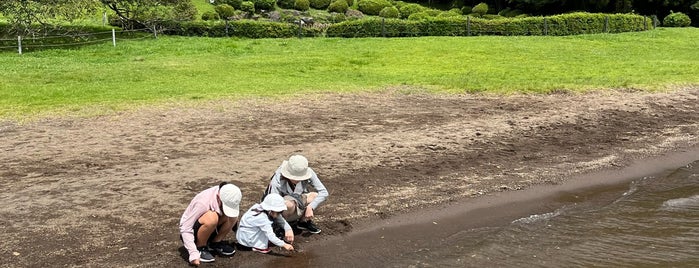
[261,159,699,267]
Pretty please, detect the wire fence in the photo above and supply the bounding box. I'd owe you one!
[0,28,153,54]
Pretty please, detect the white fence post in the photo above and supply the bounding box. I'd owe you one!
[112,29,116,47]
[18,36,22,55]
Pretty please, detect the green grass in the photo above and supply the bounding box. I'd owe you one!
[0,27,698,118]
[192,0,216,19]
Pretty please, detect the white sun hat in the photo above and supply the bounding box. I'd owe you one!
[219,184,242,217]
[261,193,287,212]
[280,155,312,181]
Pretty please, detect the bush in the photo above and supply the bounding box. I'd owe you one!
[241,1,255,12]
[215,4,236,20]
[357,0,393,16]
[252,0,276,10]
[310,0,332,9]
[330,12,347,22]
[201,10,221,21]
[220,0,243,9]
[461,6,472,15]
[399,3,425,19]
[278,0,296,9]
[437,10,461,18]
[328,0,349,13]
[663,11,691,27]
[379,6,400,18]
[407,11,432,20]
[294,0,310,11]
[472,2,488,17]
[345,0,354,6]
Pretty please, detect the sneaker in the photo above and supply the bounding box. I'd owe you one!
[252,247,271,254]
[208,241,235,256]
[297,220,321,234]
[198,247,215,263]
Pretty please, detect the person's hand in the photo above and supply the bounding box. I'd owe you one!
[285,230,294,243]
[190,259,200,266]
[304,206,314,220]
[282,243,295,251]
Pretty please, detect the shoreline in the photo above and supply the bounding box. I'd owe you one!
[256,144,699,267]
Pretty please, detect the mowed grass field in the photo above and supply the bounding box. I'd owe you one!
[0,27,697,118]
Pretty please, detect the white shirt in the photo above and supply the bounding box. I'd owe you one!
[236,204,291,249]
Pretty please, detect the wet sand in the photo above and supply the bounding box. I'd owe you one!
[257,145,699,267]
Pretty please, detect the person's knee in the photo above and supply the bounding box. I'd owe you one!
[306,192,318,203]
[285,200,296,211]
[199,210,219,226]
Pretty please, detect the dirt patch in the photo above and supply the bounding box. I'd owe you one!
[0,87,697,267]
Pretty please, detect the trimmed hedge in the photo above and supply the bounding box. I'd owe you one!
[327,12,653,38]
[160,20,323,38]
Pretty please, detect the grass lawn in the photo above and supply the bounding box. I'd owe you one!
[0,27,697,119]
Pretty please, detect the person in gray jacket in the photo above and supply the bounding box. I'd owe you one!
[236,193,295,253]
[263,154,329,234]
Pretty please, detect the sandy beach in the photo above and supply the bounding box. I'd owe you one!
[0,87,697,267]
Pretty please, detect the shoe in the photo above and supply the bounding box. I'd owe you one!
[297,220,321,234]
[252,247,271,254]
[198,247,215,263]
[208,241,235,256]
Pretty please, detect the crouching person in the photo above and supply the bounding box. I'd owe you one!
[180,182,241,266]
[236,193,295,253]
[265,154,329,234]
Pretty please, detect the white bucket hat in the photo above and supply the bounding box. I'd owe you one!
[261,193,287,212]
[280,155,312,181]
[219,184,242,217]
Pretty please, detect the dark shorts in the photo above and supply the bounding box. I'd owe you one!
[180,220,220,245]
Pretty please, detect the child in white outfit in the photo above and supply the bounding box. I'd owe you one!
[236,193,295,253]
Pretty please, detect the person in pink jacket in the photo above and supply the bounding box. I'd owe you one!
[179,182,241,266]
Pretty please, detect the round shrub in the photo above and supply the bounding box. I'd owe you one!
[294,0,310,11]
[252,0,276,10]
[461,5,472,15]
[278,0,296,9]
[330,12,347,22]
[436,11,460,18]
[328,0,349,13]
[345,0,354,6]
[407,11,432,20]
[399,3,425,19]
[663,11,691,27]
[310,0,332,9]
[215,4,236,20]
[379,6,400,18]
[220,0,243,9]
[472,2,488,17]
[201,10,220,21]
[241,1,255,12]
[357,0,392,16]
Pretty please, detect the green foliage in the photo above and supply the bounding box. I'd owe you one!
[201,10,221,20]
[461,6,472,15]
[407,11,433,21]
[161,20,299,37]
[241,1,255,12]
[328,0,350,13]
[437,10,461,19]
[399,3,426,19]
[345,0,354,6]
[214,4,236,20]
[663,11,691,27]
[310,0,332,9]
[327,12,654,37]
[252,0,276,11]
[379,6,401,18]
[220,0,243,9]
[330,12,347,22]
[0,0,100,35]
[278,0,296,9]
[102,0,197,29]
[294,0,310,11]
[472,2,488,17]
[357,0,393,16]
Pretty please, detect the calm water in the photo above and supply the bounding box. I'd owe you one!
[263,160,699,267]
[394,160,699,267]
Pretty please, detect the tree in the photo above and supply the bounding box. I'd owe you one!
[0,0,99,35]
[100,0,196,29]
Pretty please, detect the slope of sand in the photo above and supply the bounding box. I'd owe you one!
[0,87,697,267]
